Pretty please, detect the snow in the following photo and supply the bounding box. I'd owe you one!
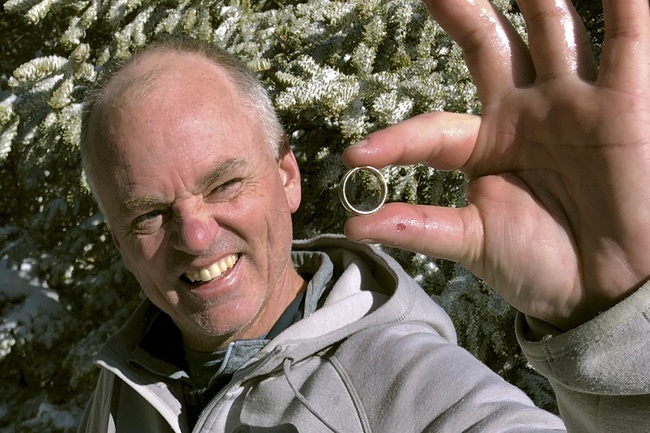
[0,256,58,302]
[0,256,63,359]
[0,256,78,431]
[22,402,78,431]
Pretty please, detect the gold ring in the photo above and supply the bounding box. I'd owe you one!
[339,166,387,215]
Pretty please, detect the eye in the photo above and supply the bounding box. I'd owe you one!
[208,178,243,200]
[131,209,165,233]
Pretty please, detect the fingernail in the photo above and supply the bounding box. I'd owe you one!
[347,139,368,149]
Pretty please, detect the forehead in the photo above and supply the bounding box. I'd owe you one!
[106,50,241,114]
[97,50,265,155]
[89,51,270,212]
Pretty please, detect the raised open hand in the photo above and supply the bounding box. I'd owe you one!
[343,0,650,330]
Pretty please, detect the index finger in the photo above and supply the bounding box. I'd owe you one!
[342,111,481,172]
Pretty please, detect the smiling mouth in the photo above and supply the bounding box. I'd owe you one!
[182,254,239,285]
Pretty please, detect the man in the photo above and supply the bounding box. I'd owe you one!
[78,1,649,432]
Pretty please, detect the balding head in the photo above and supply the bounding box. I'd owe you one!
[81,40,304,351]
[80,39,286,211]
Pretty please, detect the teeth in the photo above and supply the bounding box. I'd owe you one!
[185,254,238,283]
[200,269,211,281]
[208,263,222,278]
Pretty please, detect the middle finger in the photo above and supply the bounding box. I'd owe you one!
[422,0,534,102]
[517,0,597,82]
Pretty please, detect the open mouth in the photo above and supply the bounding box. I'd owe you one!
[181,253,239,285]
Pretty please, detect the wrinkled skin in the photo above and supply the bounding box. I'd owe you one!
[88,52,306,351]
[343,0,650,330]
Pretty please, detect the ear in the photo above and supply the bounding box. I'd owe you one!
[278,149,302,213]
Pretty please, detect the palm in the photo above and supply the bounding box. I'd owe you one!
[343,1,650,329]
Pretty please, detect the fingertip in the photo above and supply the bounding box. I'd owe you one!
[341,139,374,167]
[346,139,369,150]
[342,215,363,240]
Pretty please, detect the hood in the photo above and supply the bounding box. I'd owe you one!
[252,234,457,367]
[95,234,457,384]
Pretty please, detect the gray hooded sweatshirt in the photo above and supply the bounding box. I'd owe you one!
[78,235,650,432]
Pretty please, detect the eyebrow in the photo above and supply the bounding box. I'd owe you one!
[118,158,249,215]
[197,158,248,191]
[120,195,167,216]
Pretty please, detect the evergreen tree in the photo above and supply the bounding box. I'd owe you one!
[0,1,604,430]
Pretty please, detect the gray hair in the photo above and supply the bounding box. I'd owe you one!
[80,38,286,206]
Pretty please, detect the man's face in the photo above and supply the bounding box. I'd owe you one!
[90,52,303,351]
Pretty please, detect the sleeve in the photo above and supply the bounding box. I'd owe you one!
[516,282,650,432]
[335,322,567,432]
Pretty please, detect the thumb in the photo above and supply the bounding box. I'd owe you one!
[343,202,481,263]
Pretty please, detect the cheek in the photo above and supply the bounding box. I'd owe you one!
[262,206,294,265]
[121,242,180,310]
[118,233,168,276]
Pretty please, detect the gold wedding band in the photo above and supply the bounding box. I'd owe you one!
[339,166,388,215]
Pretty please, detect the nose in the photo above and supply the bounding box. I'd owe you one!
[171,212,219,255]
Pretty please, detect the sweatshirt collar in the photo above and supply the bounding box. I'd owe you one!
[123,250,335,383]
